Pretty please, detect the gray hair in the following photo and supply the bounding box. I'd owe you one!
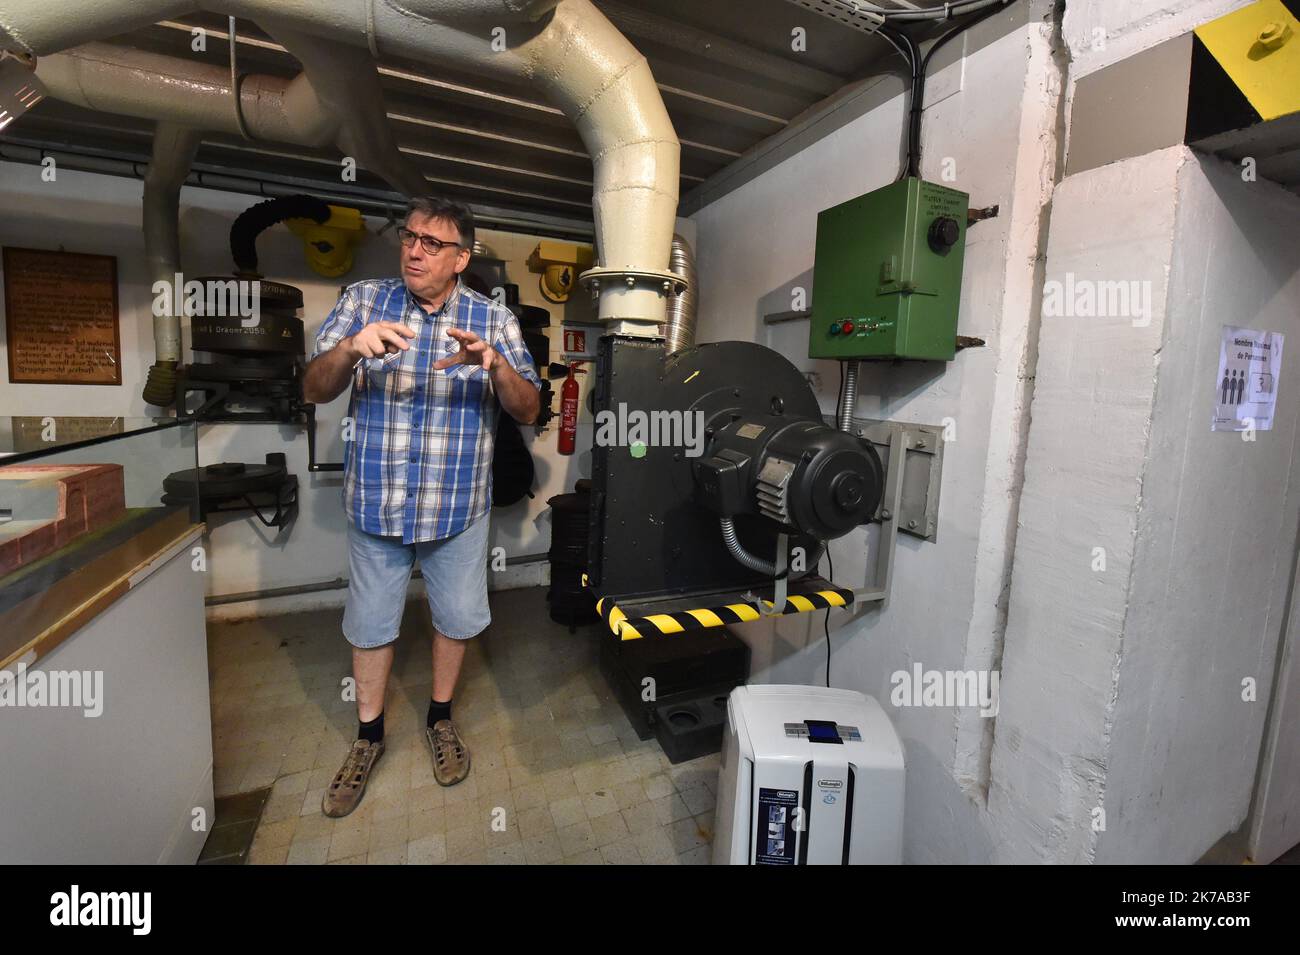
[404,196,476,249]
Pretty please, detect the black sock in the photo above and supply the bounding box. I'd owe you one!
[427,698,452,729]
[358,711,385,744]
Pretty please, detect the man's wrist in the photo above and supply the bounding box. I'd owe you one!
[339,335,361,362]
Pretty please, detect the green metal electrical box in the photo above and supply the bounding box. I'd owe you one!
[809,177,969,362]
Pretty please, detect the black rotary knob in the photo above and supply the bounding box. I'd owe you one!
[928,216,961,254]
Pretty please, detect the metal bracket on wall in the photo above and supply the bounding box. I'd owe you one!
[830,417,946,607]
[744,531,790,616]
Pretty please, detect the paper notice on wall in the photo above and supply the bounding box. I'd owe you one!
[1211,326,1284,432]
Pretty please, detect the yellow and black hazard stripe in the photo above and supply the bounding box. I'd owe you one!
[595,587,854,641]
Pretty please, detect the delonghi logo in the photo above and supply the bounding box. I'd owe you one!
[49,886,151,935]
[817,779,843,789]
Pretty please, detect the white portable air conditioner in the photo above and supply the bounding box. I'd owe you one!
[712,685,904,865]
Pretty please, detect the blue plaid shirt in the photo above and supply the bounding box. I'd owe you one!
[311,277,542,543]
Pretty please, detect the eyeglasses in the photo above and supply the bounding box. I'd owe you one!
[397,227,466,256]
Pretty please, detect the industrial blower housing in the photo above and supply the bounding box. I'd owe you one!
[586,336,884,606]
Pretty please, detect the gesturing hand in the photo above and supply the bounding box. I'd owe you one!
[349,320,416,359]
[433,328,497,373]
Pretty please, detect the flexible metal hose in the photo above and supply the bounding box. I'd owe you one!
[664,234,697,354]
[720,517,824,580]
[721,517,776,576]
[838,359,858,432]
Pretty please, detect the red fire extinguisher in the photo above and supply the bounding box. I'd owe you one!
[558,361,585,455]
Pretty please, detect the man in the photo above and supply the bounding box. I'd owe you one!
[304,196,542,817]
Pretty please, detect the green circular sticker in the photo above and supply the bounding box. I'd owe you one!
[629,441,647,459]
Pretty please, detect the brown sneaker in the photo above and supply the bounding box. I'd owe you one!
[321,739,385,817]
[426,719,471,786]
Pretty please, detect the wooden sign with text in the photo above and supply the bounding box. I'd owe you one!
[3,247,121,385]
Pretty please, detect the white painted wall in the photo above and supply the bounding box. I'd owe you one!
[999,146,1300,865]
[991,147,1186,864]
[1047,0,1300,866]
[1253,536,1300,862]
[0,163,596,618]
[1098,152,1300,863]
[1062,0,1252,77]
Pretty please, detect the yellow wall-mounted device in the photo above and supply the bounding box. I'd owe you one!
[286,204,366,277]
[526,239,594,303]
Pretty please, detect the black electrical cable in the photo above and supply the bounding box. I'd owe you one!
[824,546,835,688]
[870,18,915,69]
[882,2,1013,182]
[877,24,921,181]
[821,0,1007,22]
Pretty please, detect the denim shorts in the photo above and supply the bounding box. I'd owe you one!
[342,514,492,648]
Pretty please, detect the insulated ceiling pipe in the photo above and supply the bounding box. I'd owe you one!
[37,40,425,217]
[217,0,683,331]
[2,0,682,333]
[34,42,336,146]
[141,121,203,408]
[253,19,428,197]
[36,39,421,407]
[38,43,338,409]
[216,0,681,330]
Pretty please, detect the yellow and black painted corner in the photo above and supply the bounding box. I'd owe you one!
[1188,0,1300,141]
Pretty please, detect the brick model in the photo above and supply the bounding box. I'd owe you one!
[0,464,127,577]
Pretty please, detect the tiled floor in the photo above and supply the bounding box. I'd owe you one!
[207,585,719,865]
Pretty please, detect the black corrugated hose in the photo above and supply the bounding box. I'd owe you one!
[229,194,332,275]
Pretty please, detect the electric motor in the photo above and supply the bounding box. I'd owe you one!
[693,415,883,539]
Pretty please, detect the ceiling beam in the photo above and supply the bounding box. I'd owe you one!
[595,0,843,98]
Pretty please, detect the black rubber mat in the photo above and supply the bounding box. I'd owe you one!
[197,788,272,865]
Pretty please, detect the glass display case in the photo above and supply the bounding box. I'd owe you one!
[0,415,200,668]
